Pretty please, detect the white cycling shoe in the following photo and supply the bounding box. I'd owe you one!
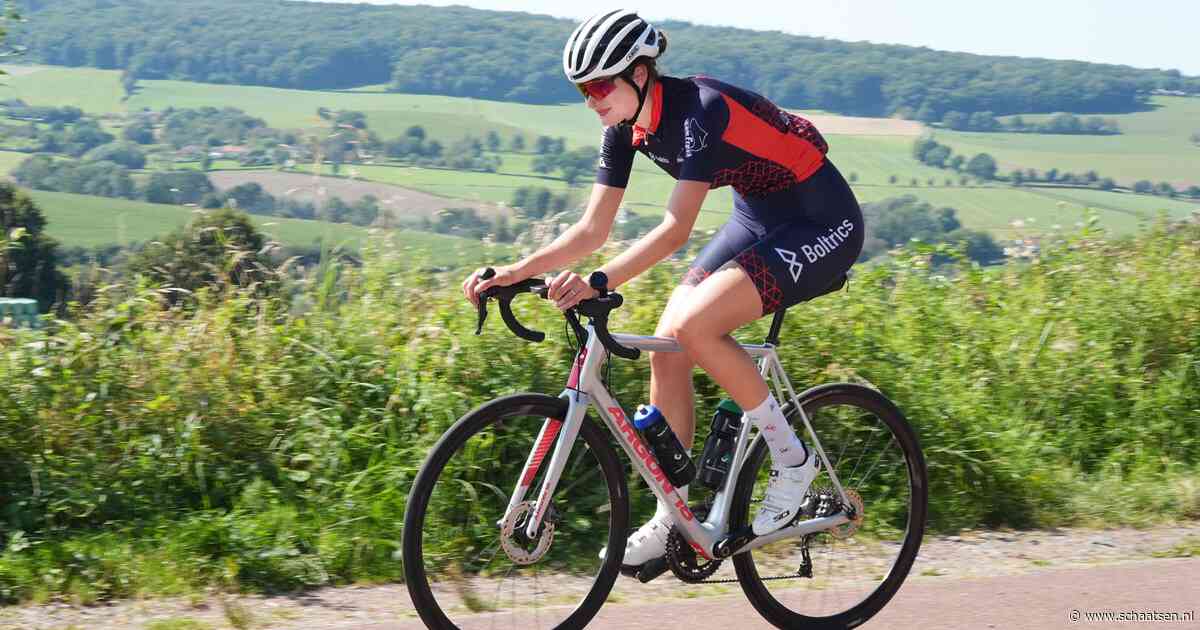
[599,513,672,567]
[752,450,819,536]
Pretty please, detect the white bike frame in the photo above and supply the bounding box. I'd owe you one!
[502,324,852,560]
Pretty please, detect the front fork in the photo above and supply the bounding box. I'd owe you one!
[499,388,589,539]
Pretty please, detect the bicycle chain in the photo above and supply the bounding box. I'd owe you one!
[686,485,847,584]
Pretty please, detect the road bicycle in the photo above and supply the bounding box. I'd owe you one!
[403,270,927,629]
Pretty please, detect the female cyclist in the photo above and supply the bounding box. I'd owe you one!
[463,9,864,573]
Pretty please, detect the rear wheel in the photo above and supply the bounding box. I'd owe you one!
[731,383,927,629]
[403,394,630,630]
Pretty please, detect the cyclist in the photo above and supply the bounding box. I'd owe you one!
[463,9,864,572]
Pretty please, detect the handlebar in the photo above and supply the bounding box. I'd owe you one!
[474,268,640,360]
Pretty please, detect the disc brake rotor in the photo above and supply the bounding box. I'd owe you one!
[499,501,555,564]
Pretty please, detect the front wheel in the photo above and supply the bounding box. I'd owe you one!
[403,393,630,630]
[731,383,927,630]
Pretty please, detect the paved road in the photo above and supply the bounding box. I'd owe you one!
[385,557,1198,629]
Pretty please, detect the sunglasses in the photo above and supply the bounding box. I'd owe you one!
[576,76,620,101]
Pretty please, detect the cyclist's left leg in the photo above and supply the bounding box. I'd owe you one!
[671,214,862,534]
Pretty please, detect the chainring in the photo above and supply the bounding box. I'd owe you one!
[665,506,724,583]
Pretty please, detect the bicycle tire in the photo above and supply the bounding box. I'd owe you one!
[403,393,630,630]
[730,383,928,630]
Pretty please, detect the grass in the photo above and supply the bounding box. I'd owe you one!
[0,220,1196,606]
[5,64,1199,240]
[940,96,1200,189]
[19,188,507,266]
[0,149,28,176]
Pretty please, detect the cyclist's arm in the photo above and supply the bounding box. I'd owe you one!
[509,182,625,279]
[597,179,707,289]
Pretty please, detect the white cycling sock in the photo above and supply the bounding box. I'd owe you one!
[652,484,688,523]
[745,393,809,468]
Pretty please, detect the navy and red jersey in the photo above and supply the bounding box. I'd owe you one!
[595,75,829,218]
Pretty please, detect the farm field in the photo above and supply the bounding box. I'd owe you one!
[206,170,508,219]
[17,189,503,266]
[854,185,1199,238]
[0,65,921,151]
[0,150,27,177]
[938,96,1200,189]
[5,64,1197,241]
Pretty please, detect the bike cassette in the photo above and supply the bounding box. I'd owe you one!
[665,506,723,583]
[499,501,555,564]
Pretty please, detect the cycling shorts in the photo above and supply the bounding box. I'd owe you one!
[682,160,864,315]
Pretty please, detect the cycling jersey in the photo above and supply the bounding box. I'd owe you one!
[596,74,831,221]
[594,74,863,316]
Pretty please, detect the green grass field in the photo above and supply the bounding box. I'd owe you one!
[5,64,1197,242]
[19,189,505,266]
[939,96,1200,189]
[0,149,28,176]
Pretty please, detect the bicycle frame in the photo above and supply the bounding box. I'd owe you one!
[502,323,853,561]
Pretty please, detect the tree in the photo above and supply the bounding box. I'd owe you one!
[965,153,997,180]
[1045,168,1059,183]
[125,208,271,303]
[123,120,155,144]
[510,134,526,152]
[1154,181,1176,197]
[967,111,999,131]
[911,137,939,162]
[1191,131,1200,145]
[83,142,147,169]
[405,125,426,141]
[1010,170,1024,186]
[1133,180,1154,194]
[1098,178,1117,191]
[1,184,69,312]
[485,130,501,152]
[940,111,969,130]
[120,69,138,101]
[949,155,966,172]
[924,144,951,168]
[1186,185,1200,199]
[888,175,898,185]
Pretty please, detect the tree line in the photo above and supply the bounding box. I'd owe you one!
[936,111,1120,135]
[8,0,1197,120]
[913,137,1200,198]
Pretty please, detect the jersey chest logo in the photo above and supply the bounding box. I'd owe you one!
[683,118,709,158]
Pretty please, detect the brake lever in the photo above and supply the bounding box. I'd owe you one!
[474,267,496,335]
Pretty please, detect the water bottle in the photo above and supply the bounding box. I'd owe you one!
[633,404,695,488]
[696,399,743,489]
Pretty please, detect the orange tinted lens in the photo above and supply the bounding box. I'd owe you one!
[579,78,617,100]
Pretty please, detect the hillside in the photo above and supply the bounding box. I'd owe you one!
[7,0,1198,118]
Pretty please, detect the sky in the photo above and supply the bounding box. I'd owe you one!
[305,0,1200,75]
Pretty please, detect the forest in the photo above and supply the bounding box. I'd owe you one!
[7,0,1198,119]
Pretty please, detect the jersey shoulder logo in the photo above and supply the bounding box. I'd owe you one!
[683,117,709,158]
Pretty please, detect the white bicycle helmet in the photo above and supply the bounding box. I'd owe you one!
[563,9,664,125]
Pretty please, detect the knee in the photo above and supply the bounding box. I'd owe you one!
[650,345,691,373]
[673,312,715,351]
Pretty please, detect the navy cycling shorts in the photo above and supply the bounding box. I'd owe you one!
[682,160,864,315]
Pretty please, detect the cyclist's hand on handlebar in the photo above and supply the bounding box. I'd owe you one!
[546,270,599,311]
[463,265,520,307]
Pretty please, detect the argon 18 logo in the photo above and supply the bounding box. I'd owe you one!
[609,406,694,522]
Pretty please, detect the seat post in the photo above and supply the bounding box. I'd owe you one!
[765,308,786,347]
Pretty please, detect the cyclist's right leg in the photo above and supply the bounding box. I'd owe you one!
[606,285,697,568]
